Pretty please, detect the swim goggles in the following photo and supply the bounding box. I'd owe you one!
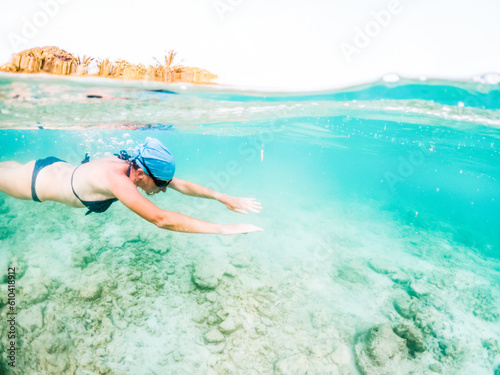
[142,162,172,188]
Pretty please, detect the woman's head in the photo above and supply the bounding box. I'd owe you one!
[132,137,175,188]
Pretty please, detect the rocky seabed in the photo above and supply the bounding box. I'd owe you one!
[0,196,499,375]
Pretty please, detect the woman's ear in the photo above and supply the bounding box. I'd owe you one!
[136,169,146,179]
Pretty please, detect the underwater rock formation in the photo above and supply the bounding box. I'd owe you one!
[204,328,225,344]
[192,259,226,289]
[219,316,241,334]
[354,324,409,375]
[393,292,421,320]
[32,332,76,374]
[0,194,498,374]
[393,323,426,355]
[0,226,10,240]
[368,258,398,276]
[274,354,309,375]
[79,281,102,301]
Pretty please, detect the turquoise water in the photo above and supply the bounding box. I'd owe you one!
[0,74,499,374]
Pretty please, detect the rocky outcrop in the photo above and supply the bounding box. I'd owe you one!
[393,323,426,355]
[354,324,409,375]
[192,259,226,289]
[274,354,309,375]
[204,328,225,344]
[79,281,102,301]
[393,292,421,320]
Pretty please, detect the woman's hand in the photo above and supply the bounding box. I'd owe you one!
[220,223,264,235]
[218,194,262,215]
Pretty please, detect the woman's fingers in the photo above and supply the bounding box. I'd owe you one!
[249,225,264,232]
[246,206,261,213]
[226,197,263,214]
[222,223,263,235]
[240,224,263,233]
[242,198,262,209]
[241,201,261,213]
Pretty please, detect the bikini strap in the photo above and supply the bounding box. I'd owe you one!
[81,153,90,164]
[71,156,130,205]
[116,150,132,177]
[71,165,84,202]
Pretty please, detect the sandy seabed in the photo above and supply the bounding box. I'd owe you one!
[0,192,499,375]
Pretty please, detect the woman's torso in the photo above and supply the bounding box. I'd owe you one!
[35,157,128,207]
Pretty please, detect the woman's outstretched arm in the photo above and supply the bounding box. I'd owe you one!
[109,174,263,235]
[169,177,262,215]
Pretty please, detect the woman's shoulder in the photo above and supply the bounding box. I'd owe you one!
[90,155,122,165]
[86,156,129,174]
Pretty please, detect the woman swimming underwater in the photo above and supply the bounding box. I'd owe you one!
[0,138,263,235]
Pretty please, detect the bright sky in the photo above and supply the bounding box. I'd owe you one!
[1,0,499,90]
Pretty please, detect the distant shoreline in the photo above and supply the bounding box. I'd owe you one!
[0,46,218,85]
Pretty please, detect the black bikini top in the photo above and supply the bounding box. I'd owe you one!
[71,153,131,215]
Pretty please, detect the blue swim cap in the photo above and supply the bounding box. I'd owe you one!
[132,138,175,180]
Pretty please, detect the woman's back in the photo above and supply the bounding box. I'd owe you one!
[36,157,127,206]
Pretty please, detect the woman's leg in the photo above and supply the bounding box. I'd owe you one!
[0,161,36,200]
